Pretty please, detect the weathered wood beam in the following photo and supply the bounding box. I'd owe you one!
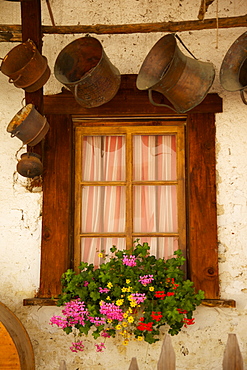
[0,14,246,42]
[20,0,43,113]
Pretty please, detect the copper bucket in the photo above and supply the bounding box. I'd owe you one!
[136,34,215,113]
[7,104,50,146]
[0,39,50,92]
[54,36,121,108]
[220,31,247,104]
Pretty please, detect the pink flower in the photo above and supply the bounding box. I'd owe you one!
[95,342,106,352]
[139,275,154,285]
[49,315,68,329]
[99,302,124,321]
[70,340,85,352]
[101,330,111,338]
[123,255,137,267]
[130,293,146,304]
[99,287,110,293]
[84,281,89,286]
[89,316,106,326]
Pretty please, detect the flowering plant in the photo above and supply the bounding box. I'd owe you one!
[50,241,204,352]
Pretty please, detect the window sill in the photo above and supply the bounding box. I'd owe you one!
[23,298,236,308]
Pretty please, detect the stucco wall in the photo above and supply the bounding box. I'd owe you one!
[1,1,247,369]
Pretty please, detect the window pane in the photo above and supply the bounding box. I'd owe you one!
[82,136,126,181]
[134,237,178,259]
[133,135,177,181]
[81,186,125,232]
[81,238,126,265]
[133,185,177,232]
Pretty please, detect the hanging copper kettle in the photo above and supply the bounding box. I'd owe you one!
[136,33,215,114]
[220,31,247,104]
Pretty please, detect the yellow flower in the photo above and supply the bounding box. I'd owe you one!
[149,286,154,291]
[107,282,113,289]
[122,287,128,292]
[122,322,128,327]
[123,340,129,345]
[99,300,104,306]
[127,308,133,314]
[116,299,124,306]
[127,316,134,323]
[137,336,143,341]
[127,295,133,301]
[107,319,112,323]
[116,324,122,330]
[130,301,137,307]
[126,279,131,284]
[106,296,111,300]
[123,313,128,319]
[127,287,132,292]
[98,252,104,258]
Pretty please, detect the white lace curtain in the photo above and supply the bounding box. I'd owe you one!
[80,135,178,264]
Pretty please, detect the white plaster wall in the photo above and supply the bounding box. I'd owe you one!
[1,1,247,369]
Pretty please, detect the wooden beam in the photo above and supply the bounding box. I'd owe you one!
[20,0,43,113]
[43,75,222,116]
[0,14,246,42]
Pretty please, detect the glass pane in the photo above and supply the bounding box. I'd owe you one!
[133,185,177,232]
[133,135,177,181]
[82,136,126,181]
[81,186,125,232]
[80,238,126,265]
[133,237,178,260]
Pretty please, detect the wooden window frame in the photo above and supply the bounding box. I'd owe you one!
[24,75,235,307]
[74,124,186,264]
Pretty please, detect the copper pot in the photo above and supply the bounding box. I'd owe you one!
[7,104,49,146]
[54,36,121,108]
[17,152,43,178]
[136,34,215,113]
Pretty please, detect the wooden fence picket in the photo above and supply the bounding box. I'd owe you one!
[223,334,244,370]
[157,334,176,370]
[59,360,67,370]
[128,357,139,370]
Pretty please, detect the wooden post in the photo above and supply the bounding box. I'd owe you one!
[157,334,176,370]
[128,357,139,370]
[223,334,244,370]
[20,0,43,112]
[59,360,67,370]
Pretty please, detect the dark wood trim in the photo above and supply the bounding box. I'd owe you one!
[186,113,219,299]
[43,75,222,116]
[21,0,44,113]
[37,114,73,298]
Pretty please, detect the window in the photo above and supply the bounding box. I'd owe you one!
[28,75,222,304]
[74,125,186,267]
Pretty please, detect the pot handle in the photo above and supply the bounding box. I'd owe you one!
[74,83,90,103]
[11,130,20,138]
[148,89,177,113]
[240,89,247,105]
[9,75,21,84]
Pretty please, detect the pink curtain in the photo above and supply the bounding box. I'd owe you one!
[80,134,178,264]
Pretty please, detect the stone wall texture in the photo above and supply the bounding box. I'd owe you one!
[1,0,247,369]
